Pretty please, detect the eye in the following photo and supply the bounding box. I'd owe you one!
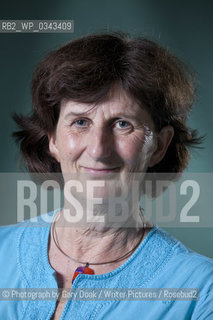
[73,118,90,128]
[115,120,132,130]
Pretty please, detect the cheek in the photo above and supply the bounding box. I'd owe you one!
[117,134,155,168]
[57,131,84,161]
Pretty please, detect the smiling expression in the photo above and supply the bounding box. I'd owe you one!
[49,87,157,185]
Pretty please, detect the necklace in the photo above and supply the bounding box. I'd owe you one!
[51,209,146,283]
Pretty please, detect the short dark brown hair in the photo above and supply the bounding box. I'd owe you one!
[13,32,202,185]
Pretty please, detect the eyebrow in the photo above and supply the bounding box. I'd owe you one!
[64,110,144,121]
[65,111,88,118]
[64,104,98,119]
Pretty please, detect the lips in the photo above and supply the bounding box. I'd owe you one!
[81,166,120,176]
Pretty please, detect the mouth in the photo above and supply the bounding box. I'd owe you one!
[81,166,120,176]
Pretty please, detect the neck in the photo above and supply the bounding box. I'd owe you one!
[52,205,146,265]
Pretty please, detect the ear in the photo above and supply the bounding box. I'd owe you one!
[148,126,174,168]
[48,132,60,163]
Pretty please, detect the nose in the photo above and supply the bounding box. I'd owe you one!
[86,126,114,161]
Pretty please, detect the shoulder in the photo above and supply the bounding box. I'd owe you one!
[0,211,56,277]
[156,227,213,264]
[147,227,213,317]
[0,222,27,287]
[153,227,213,285]
[166,229,213,271]
[0,211,55,247]
[0,222,24,257]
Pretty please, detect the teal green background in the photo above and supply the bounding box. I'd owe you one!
[0,0,212,257]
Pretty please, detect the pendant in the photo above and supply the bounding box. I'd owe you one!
[72,263,95,283]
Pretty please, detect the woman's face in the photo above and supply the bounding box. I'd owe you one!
[49,87,173,224]
[50,87,157,183]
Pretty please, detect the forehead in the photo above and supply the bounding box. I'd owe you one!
[60,86,153,125]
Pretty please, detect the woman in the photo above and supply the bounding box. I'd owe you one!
[0,32,212,319]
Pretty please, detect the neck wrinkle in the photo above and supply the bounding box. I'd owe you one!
[52,209,145,264]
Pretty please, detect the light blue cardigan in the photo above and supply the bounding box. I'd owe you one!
[0,210,213,319]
